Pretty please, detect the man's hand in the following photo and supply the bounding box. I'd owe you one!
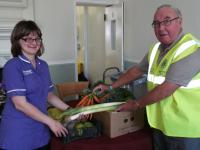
[116,100,140,112]
[92,84,109,94]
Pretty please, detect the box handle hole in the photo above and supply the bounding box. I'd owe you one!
[123,118,128,123]
[130,117,134,121]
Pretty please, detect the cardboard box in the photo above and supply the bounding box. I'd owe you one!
[93,109,144,138]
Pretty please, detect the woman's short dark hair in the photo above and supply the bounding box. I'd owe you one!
[11,20,44,57]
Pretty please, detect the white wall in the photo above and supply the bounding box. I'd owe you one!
[122,0,200,63]
[1,0,200,68]
[35,0,200,65]
[0,0,35,67]
[34,0,76,65]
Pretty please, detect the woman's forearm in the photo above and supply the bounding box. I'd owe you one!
[47,92,70,111]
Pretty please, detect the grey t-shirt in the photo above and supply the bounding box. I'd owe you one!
[138,36,200,87]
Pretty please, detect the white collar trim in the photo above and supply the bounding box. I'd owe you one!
[18,56,30,63]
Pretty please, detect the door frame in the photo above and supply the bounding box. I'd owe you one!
[73,0,123,81]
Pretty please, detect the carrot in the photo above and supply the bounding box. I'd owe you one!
[99,93,110,102]
[84,98,89,106]
[90,99,94,105]
[76,95,89,107]
[86,98,93,120]
[93,95,100,103]
[87,98,93,106]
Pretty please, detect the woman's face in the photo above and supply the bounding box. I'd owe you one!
[19,32,42,57]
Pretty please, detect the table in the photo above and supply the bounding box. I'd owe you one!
[50,100,153,150]
[50,127,153,150]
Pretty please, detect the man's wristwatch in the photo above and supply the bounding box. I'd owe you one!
[65,106,71,111]
[108,85,113,91]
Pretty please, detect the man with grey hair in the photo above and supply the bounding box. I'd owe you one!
[94,4,200,150]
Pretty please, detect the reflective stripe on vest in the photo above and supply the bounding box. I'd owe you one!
[148,42,160,76]
[174,40,200,59]
[148,40,200,88]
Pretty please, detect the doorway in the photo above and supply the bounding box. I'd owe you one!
[75,0,124,85]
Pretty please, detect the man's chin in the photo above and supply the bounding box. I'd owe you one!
[158,38,172,45]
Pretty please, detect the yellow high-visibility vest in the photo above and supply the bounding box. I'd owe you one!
[146,33,200,137]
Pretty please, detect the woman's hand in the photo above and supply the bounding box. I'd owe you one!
[93,84,109,94]
[48,118,68,137]
[116,100,140,112]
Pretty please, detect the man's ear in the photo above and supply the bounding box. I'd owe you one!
[179,17,183,25]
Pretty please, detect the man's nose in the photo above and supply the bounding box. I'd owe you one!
[158,22,166,29]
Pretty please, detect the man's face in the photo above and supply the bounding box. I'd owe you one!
[153,7,182,46]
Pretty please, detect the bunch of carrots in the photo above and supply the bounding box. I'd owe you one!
[76,92,100,107]
[76,92,110,120]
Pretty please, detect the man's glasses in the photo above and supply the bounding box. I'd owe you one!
[152,17,179,28]
[21,37,42,44]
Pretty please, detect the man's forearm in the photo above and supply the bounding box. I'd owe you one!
[112,66,144,89]
[137,81,180,108]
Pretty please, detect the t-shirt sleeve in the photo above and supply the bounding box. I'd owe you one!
[166,49,200,86]
[44,62,54,92]
[137,53,149,74]
[3,61,26,97]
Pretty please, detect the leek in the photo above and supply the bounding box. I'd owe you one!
[59,102,125,121]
